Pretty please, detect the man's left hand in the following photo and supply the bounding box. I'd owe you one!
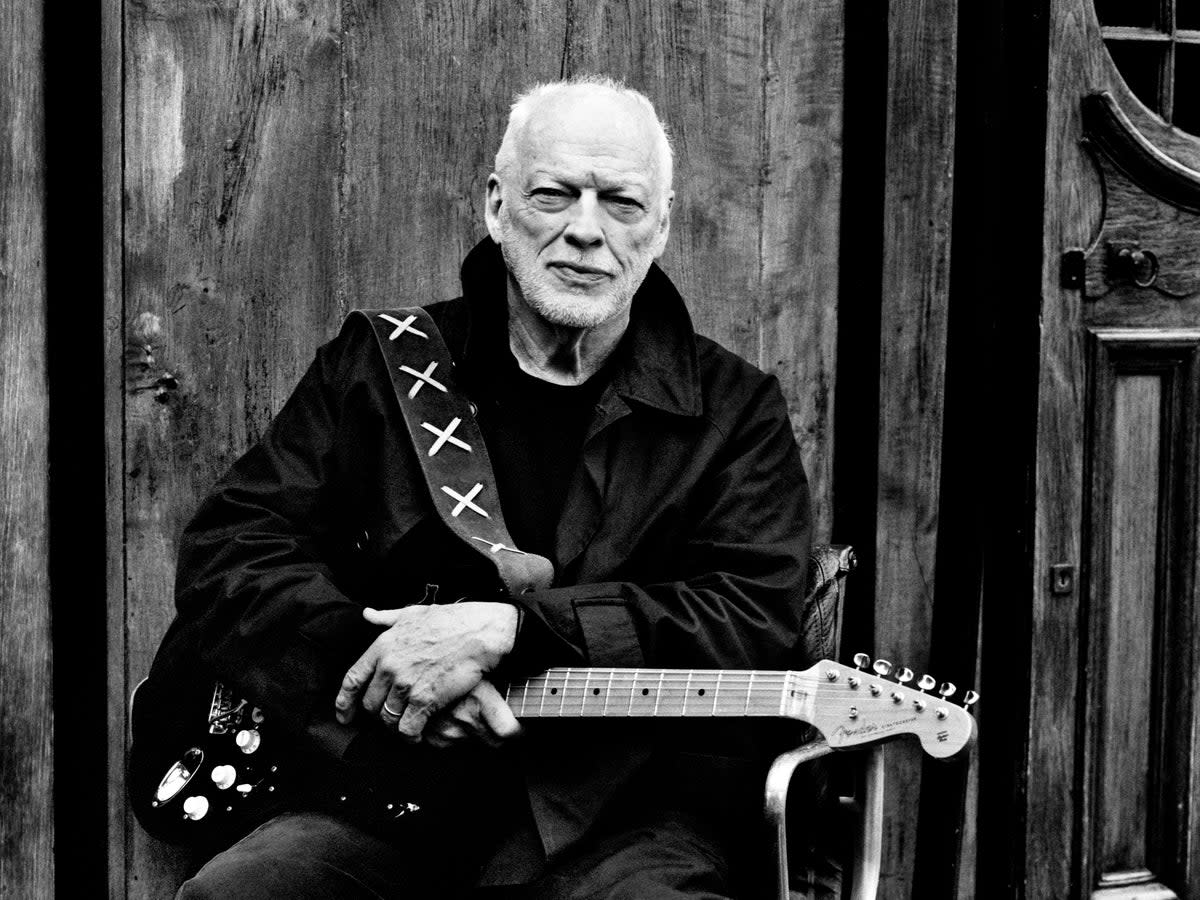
[334,602,518,743]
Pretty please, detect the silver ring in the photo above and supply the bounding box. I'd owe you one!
[382,701,403,718]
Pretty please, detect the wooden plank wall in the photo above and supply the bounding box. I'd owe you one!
[0,0,53,896]
[875,0,959,896]
[110,0,845,894]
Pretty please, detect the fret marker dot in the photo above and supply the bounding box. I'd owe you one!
[642,688,649,695]
[550,688,558,695]
[697,689,706,696]
[592,688,600,695]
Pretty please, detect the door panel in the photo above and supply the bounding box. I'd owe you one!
[1082,331,1200,898]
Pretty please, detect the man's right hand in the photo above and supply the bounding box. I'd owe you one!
[334,602,518,743]
[423,680,523,748]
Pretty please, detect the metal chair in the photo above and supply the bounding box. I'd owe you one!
[765,544,883,900]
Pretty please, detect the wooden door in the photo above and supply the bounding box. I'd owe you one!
[1031,0,1200,896]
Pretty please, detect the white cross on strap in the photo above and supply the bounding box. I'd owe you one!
[420,417,471,456]
[399,362,447,398]
[441,483,490,518]
[471,537,528,555]
[377,313,429,341]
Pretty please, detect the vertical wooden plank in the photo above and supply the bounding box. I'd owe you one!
[122,0,342,894]
[104,0,127,893]
[0,0,53,895]
[1028,0,1105,895]
[562,0,765,366]
[761,0,842,541]
[875,0,958,895]
[340,0,567,310]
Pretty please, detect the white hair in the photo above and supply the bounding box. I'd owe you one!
[493,75,674,197]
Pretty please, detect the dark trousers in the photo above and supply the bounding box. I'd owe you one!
[176,806,743,900]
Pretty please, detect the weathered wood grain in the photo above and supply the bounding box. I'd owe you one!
[1099,374,1160,874]
[339,0,567,310]
[0,0,53,896]
[874,0,958,895]
[760,0,842,542]
[561,0,765,367]
[104,0,127,893]
[1081,332,1200,899]
[121,0,343,894]
[1028,1,1104,895]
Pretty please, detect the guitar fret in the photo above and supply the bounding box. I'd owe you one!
[712,671,722,716]
[652,671,665,716]
[744,671,754,715]
[681,671,694,716]
[558,668,570,716]
[581,669,591,717]
[626,669,637,716]
[602,670,614,716]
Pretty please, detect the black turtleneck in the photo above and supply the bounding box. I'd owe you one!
[466,296,617,565]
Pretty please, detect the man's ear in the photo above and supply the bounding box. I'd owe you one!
[485,174,504,244]
[651,191,674,259]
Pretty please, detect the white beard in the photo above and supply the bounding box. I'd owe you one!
[496,218,649,330]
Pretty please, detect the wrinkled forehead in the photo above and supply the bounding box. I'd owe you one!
[512,88,667,187]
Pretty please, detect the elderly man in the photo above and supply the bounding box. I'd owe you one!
[156,75,812,899]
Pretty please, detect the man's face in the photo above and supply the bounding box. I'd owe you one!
[485,90,673,330]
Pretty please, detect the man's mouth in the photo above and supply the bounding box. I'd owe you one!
[548,262,611,284]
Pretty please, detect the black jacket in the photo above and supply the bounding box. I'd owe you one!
[167,238,813,864]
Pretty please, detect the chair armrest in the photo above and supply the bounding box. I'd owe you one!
[765,738,835,900]
[764,739,885,900]
[846,745,883,900]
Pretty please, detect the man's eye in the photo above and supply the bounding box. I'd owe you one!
[529,189,571,209]
[606,197,644,212]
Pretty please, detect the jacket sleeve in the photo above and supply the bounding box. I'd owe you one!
[509,373,812,674]
[170,319,375,754]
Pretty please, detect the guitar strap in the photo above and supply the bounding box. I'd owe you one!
[353,308,555,597]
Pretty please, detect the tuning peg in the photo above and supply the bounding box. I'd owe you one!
[872,658,893,677]
[963,689,979,710]
[918,674,936,692]
[896,667,914,684]
[853,652,871,670]
[938,682,957,699]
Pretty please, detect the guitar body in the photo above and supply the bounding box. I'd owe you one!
[129,671,292,846]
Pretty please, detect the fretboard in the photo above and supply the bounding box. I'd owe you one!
[505,668,815,719]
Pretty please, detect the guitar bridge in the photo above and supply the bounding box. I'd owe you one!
[207,682,246,734]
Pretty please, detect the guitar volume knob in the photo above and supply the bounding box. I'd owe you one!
[210,765,237,790]
[236,729,261,754]
[182,795,209,821]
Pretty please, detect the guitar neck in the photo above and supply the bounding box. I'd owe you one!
[505,667,818,720]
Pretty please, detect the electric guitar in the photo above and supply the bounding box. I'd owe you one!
[130,653,977,844]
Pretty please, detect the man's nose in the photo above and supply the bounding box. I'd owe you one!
[563,194,604,249]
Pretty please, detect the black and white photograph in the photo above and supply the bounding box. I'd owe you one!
[2,1,1198,897]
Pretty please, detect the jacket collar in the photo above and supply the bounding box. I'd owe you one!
[456,238,703,417]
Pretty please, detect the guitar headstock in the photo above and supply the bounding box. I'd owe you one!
[797,653,977,759]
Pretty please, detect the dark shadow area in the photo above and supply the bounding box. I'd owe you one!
[914,0,1049,895]
[832,0,889,663]
[45,2,109,895]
